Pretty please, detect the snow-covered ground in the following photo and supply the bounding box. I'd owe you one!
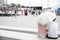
[0,12,60,40]
[0,15,38,29]
[0,15,60,30]
[0,11,60,30]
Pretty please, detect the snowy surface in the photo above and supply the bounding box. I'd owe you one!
[0,30,60,40]
[0,11,5,14]
[0,14,60,40]
[0,15,38,29]
[0,30,37,40]
[0,15,60,30]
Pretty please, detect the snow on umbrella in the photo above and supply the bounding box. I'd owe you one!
[37,11,56,25]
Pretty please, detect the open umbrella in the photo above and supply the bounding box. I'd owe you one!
[37,11,56,25]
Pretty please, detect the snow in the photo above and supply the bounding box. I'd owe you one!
[0,15,38,29]
[0,11,60,30]
[0,11,5,14]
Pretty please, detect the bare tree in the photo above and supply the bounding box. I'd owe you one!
[16,4,21,8]
[11,3,16,8]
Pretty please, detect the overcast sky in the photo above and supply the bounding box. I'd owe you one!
[4,0,59,8]
[5,0,42,6]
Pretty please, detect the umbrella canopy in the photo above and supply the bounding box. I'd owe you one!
[37,11,56,25]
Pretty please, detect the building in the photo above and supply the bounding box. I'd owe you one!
[0,0,4,7]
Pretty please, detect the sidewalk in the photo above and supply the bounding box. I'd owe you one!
[0,26,60,40]
[0,36,60,40]
[0,30,60,40]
